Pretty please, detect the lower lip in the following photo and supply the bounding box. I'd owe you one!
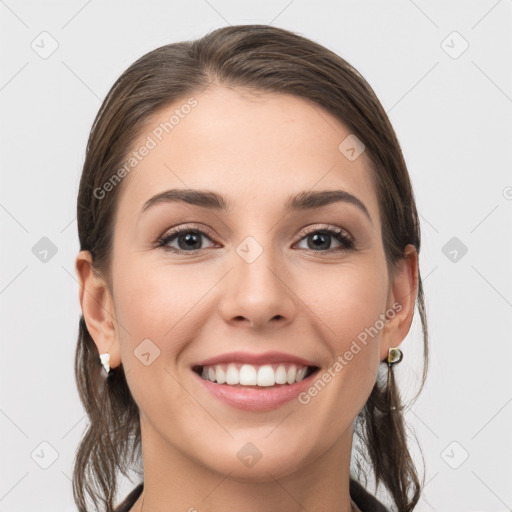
[193,369,318,411]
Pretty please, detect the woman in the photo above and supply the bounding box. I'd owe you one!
[73,24,428,512]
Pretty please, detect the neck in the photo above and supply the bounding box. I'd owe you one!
[134,417,356,512]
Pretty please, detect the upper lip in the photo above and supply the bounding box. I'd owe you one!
[193,351,319,368]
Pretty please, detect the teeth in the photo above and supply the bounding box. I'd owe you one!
[296,367,307,382]
[226,364,239,385]
[275,365,287,384]
[199,363,312,387]
[240,364,257,385]
[286,365,297,384]
[257,365,274,386]
[216,365,226,384]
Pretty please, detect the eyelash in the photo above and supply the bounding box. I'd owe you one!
[155,224,355,255]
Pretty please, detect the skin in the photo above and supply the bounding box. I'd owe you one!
[76,85,418,512]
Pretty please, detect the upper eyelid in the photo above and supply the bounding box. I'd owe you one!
[160,224,217,241]
[299,224,352,239]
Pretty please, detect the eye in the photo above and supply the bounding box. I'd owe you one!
[156,225,216,253]
[155,224,355,254]
[294,226,354,252]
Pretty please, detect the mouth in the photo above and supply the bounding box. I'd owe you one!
[192,362,320,388]
[190,351,322,410]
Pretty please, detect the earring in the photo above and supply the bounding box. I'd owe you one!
[99,352,111,374]
[386,347,403,411]
[387,347,403,367]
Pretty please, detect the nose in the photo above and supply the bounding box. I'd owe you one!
[218,243,297,330]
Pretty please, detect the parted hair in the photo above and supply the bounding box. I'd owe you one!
[73,24,428,512]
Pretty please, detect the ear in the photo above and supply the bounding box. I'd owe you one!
[380,244,419,362]
[75,250,122,369]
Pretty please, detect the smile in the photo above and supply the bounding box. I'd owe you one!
[193,362,317,387]
[191,351,321,411]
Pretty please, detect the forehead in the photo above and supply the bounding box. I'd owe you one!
[115,86,380,224]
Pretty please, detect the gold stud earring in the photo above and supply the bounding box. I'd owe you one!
[386,347,403,411]
[387,347,403,367]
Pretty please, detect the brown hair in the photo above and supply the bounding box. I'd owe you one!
[73,24,428,512]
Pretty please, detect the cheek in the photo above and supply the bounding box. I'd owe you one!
[297,258,389,348]
[295,257,389,409]
[113,258,208,340]
[111,258,208,420]
[111,255,228,394]
[292,261,389,420]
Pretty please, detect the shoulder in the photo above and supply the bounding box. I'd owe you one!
[114,483,144,512]
[350,478,390,512]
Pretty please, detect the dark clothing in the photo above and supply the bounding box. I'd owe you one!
[350,479,390,512]
[114,479,389,512]
[114,484,143,512]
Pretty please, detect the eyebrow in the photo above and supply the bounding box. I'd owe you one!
[140,188,372,223]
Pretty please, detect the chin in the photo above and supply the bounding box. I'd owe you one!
[190,436,316,482]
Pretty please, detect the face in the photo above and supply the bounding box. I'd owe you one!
[78,85,416,482]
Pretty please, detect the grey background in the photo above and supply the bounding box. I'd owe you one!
[1,1,511,511]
